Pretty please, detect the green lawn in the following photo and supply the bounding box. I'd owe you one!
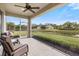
[37,29,79,37]
[13,31,27,36]
[33,32,79,53]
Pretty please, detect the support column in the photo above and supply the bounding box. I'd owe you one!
[1,10,6,33]
[27,17,32,38]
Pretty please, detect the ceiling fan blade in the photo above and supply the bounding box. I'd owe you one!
[15,5,25,8]
[31,7,40,9]
[29,9,35,13]
[23,9,28,12]
[26,3,29,5]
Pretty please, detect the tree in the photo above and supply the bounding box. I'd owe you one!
[32,24,38,29]
[71,22,79,30]
[15,25,20,31]
[6,22,15,31]
[40,25,46,29]
[58,22,79,30]
[62,22,72,30]
[21,25,27,31]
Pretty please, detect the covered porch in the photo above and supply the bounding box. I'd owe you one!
[0,3,65,38]
[0,3,70,56]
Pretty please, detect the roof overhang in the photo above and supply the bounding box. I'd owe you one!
[30,3,66,19]
[0,3,66,19]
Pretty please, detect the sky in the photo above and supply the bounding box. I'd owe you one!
[6,3,79,25]
[6,16,27,25]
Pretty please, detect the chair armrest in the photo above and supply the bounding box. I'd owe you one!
[12,44,28,56]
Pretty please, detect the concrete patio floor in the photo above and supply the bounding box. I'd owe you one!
[0,37,69,56]
[19,37,69,56]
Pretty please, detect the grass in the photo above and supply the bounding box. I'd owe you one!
[37,29,79,37]
[33,32,79,53]
[13,31,27,36]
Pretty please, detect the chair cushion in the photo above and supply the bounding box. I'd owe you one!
[5,36,14,51]
[13,44,23,50]
[12,44,28,56]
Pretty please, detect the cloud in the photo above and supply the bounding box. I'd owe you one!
[68,3,79,10]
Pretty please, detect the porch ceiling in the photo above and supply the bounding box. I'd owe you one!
[0,3,65,19]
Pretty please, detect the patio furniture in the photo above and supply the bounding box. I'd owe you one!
[0,35,29,56]
[1,33,20,45]
[11,35,20,45]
